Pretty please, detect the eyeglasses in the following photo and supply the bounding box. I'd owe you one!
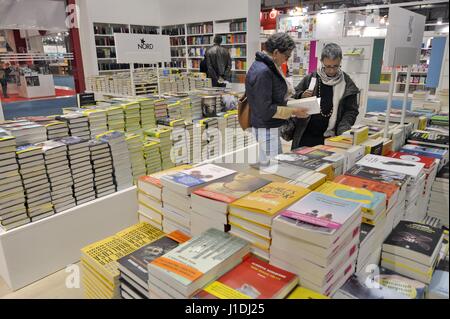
[322,64,341,71]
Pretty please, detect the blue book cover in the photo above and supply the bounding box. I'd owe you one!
[161,164,235,189]
[401,144,448,159]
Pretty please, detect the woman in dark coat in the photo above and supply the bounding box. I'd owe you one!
[290,43,360,150]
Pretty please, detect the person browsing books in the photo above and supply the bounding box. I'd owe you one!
[206,35,232,87]
[246,33,307,164]
[288,43,360,149]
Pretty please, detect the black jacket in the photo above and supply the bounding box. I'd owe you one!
[245,52,288,129]
[291,71,360,150]
[205,45,232,85]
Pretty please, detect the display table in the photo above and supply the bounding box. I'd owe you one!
[0,187,138,291]
[17,74,55,98]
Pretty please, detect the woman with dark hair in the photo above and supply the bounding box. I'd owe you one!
[290,43,360,149]
[246,32,307,164]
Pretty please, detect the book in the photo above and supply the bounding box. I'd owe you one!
[274,153,334,180]
[357,154,425,181]
[194,255,298,299]
[316,181,386,218]
[325,136,353,149]
[147,228,251,297]
[387,151,437,172]
[408,130,449,149]
[333,275,408,299]
[229,182,311,227]
[383,221,444,267]
[401,144,448,162]
[117,230,190,290]
[160,164,236,195]
[287,286,330,299]
[345,165,409,190]
[192,173,271,215]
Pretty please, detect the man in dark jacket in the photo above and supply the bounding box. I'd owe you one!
[290,43,360,149]
[206,35,232,87]
[0,61,12,99]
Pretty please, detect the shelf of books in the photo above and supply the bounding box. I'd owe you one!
[94,22,160,74]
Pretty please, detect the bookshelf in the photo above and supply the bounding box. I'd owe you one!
[93,22,160,74]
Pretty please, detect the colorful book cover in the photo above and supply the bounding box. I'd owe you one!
[139,165,192,188]
[280,192,361,230]
[326,135,353,146]
[230,182,310,215]
[193,173,271,203]
[387,152,436,170]
[376,267,427,299]
[117,231,190,285]
[287,286,330,299]
[345,165,409,188]
[316,181,386,215]
[408,131,449,147]
[336,275,408,299]
[334,175,398,203]
[161,164,235,189]
[194,255,297,299]
[148,228,250,288]
[401,144,448,160]
[384,221,443,258]
[357,154,425,179]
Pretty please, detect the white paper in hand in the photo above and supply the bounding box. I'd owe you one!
[287,97,321,115]
[308,77,317,92]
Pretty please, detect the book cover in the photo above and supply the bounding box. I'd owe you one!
[408,131,449,147]
[193,173,271,203]
[357,154,424,179]
[376,267,427,299]
[287,286,330,299]
[334,175,398,203]
[280,192,361,230]
[401,144,448,160]
[148,228,250,288]
[230,182,310,215]
[275,153,331,171]
[194,255,297,299]
[161,164,235,189]
[316,182,385,215]
[335,275,408,299]
[117,231,190,286]
[139,164,192,188]
[387,152,436,170]
[345,165,409,187]
[384,221,443,258]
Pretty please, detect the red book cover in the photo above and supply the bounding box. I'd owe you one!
[334,175,399,202]
[194,255,298,299]
[387,151,436,170]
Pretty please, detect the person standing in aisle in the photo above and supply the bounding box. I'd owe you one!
[245,33,306,164]
[289,43,360,149]
[0,61,12,99]
[206,35,232,87]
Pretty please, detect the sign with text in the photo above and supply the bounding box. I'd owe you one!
[114,33,171,64]
[383,7,426,66]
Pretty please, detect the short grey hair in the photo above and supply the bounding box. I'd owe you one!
[321,43,342,61]
[265,33,296,54]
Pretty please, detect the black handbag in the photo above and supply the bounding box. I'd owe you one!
[280,117,296,142]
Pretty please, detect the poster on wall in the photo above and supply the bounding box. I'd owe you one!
[114,33,171,64]
[383,7,426,66]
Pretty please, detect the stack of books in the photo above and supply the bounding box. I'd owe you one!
[16,144,54,222]
[192,122,207,163]
[137,165,191,229]
[381,221,444,284]
[224,112,238,154]
[228,182,311,260]
[0,130,29,231]
[97,131,133,191]
[59,136,95,205]
[0,120,47,146]
[185,122,194,164]
[88,140,116,198]
[160,164,236,235]
[407,130,449,149]
[188,93,202,120]
[288,286,330,299]
[191,173,271,236]
[138,98,157,130]
[195,254,298,299]
[401,144,449,168]
[313,145,365,172]
[44,120,69,140]
[83,109,108,139]
[145,128,173,170]
[117,230,190,299]
[270,192,362,296]
[274,153,334,181]
[356,154,426,221]
[179,97,192,123]
[105,106,125,132]
[157,119,187,165]
[427,163,449,227]
[166,101,183,120]
[56,113,90,140]
[81,222,165,299]
[154,99,168,122]
[39,140,75,213]
[292,146,346,176]
[122,101,142,135]
[124,133,146,182]
[200,118,220,160]
[142,140,162,174]
[147,228,251,299]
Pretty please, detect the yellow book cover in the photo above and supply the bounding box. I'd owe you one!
[116,222,165,249]
[230,182,310,215]
[287,286,330,299]
[352,127,369,145]
[81,258,114,291]
[316,181,385,215]
[81,262,115,298]
[122,102,140,110]
[327,136,353,145]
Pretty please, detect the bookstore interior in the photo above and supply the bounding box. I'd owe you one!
[0,0,449,302]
